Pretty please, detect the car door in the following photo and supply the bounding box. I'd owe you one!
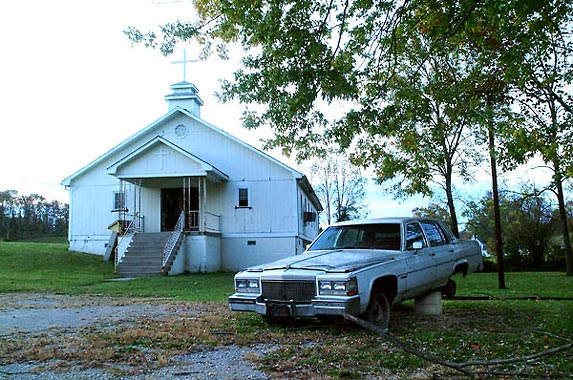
[403,222,436,298]
[419,221,455,287]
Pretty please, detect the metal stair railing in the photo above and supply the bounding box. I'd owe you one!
[115,219,135,272]
[162,211,185,270]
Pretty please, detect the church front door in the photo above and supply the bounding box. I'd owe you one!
[161,187,199,231]
[161,188,182,231]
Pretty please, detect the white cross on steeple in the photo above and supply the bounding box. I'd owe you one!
[171,49,198,82]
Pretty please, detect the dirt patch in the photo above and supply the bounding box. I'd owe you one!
[0,293,178,335]
[0,293,275,380]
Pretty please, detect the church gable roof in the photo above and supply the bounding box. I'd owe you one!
[62,106,304,186]
[107,136,228,183]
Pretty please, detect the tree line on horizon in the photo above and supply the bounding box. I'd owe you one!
[0,190,68,242]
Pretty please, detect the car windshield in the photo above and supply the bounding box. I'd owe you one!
[308,223,402,251]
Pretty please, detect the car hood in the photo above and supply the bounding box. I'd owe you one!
[247,249,398,273]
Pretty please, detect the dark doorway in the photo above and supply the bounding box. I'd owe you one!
[161,188,183,231]
[161,187,200,231]
[186,187,199,230]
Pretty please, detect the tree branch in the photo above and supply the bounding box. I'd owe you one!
[344,313,573,377]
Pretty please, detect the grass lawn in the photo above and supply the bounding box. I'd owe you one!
[0,241,234,301]
[1,241,572,379]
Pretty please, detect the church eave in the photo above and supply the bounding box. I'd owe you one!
[175,108,306,181]
[61,108,186,186]
[105,135,229,182]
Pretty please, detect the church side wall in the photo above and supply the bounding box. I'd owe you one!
[66,111,321,268]
[221,235,297,272]
[297,186,321,242]
[68,170,121,255]
[166,115,301,236]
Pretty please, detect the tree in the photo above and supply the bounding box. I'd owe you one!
[499,15,573,275]
[126,0,573,276]
[0,190,68,241]
[464,188,559,271]
[311,151,368,224]
[0,190,18,241]
[341,30,485,238]
[412,202,451,227]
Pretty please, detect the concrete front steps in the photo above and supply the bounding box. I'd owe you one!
[116,232,172,277]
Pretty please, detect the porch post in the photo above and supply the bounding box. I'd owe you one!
[183,176,191,231]
[199,176,207,233]
[135,180,142,232]
[118,179,126,231]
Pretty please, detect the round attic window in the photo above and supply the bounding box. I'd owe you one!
[175,124,188,138]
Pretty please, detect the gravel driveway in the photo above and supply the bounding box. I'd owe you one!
[0,293,276,380]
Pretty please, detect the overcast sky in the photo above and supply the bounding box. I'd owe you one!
[0,0,249,199]
[0,0,550,219]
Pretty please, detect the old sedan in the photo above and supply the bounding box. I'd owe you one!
[228,217,482,329]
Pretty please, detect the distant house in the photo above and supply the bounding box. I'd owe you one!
[61,81,322,275]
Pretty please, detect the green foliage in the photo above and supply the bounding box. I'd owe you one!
[413,202,452,227]
[464,189,563,270]
[125,1,572,251]
[0,190,68,242]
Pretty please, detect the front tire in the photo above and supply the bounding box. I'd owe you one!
[365,292,391,331]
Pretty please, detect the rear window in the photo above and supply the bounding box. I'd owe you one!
[308,223,401,251]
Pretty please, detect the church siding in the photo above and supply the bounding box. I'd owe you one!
[63,83,321,273]
[221,235,297,272]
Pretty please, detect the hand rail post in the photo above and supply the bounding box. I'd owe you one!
[162,211,185,269]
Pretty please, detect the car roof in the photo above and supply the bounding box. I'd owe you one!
[330,217,439,226]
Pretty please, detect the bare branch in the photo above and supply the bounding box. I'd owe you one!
[344,313,573,377]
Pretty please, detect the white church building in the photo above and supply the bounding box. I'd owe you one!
[61,81,322,276]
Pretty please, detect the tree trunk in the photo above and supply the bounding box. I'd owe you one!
[488,123,505,289]
[554,168,573,276]
[445,177,460,238]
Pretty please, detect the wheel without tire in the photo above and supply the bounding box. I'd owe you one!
[365,292,391,331]
[441,279,457,299]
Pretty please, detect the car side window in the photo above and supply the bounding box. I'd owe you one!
[406,223,426,250]
[420,221,449,247]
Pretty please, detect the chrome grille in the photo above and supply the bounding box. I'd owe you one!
[262,280,316,302]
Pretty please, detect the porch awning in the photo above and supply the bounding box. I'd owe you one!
[106,136,228,183]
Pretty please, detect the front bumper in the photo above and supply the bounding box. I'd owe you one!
[228,294,361,318]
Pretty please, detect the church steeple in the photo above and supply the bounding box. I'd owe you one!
[165,81,204,116]
[165,49,204,116]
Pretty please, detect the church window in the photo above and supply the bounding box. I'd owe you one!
[174,123,188,138]
[237,187,250,208]
[113,191,125,211]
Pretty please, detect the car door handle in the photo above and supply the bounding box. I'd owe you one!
[429,253,436,257]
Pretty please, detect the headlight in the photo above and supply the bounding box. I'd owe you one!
[318,278,358,296]
[235,278,261,294]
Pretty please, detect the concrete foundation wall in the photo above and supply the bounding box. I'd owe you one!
[221,236,297,272]
[185,234,222,273]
